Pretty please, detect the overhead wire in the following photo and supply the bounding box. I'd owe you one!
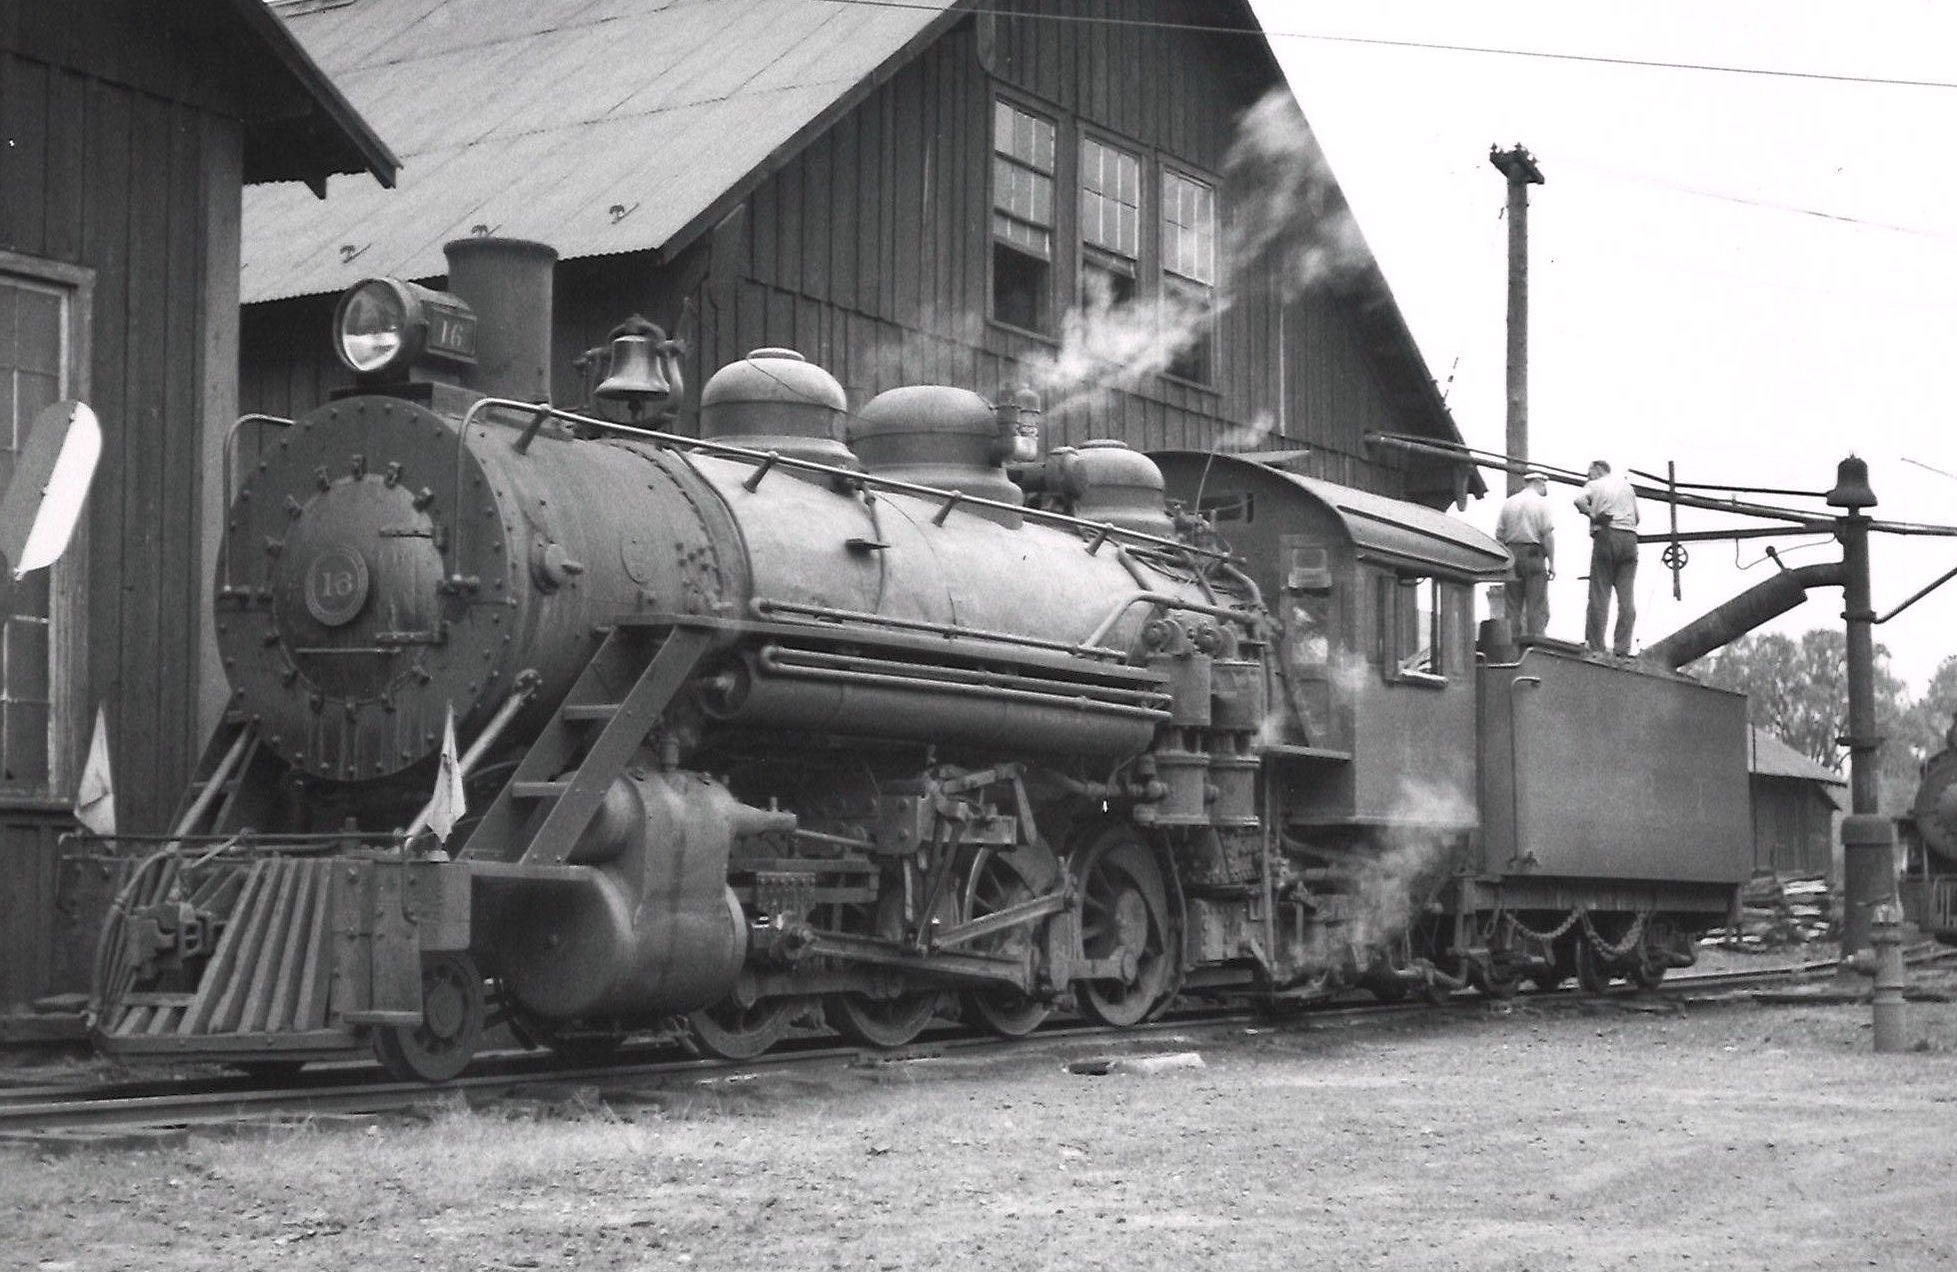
[812,0,1957,92]
[1555,158,1956,242]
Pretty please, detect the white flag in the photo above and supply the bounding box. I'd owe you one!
[74,704,115,836]
[427,705,466,842]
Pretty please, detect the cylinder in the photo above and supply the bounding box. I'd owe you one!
[444,237,557,403]
[497,771,755,1020]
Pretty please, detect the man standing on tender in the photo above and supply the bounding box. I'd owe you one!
[1494,470,1555,640]
[1573,459,1639,657]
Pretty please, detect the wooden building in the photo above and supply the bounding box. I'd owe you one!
[1749,727,1846,879]
[239,0,1481,509]
[0,0,394,1016]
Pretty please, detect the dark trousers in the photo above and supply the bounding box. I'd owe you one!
[1585,527,1638,655]
[1502,542,1549,638]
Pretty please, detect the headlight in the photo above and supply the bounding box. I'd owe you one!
[332,278,477,379]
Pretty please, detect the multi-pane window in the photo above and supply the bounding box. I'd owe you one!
[0,272,70,792]
[992,99,1057,333]
[987,97,1224,386]
[1162,169,1217,383]
[1079,136,1139,307]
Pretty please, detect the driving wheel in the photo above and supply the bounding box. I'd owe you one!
[959,846,1058,1039]
[689,996,799,1060]
[824,882,945,1049]
[1072,831,1176,1027]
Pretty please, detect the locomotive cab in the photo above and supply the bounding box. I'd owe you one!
[1154,451,1507,828]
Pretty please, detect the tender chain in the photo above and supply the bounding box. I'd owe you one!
[1501,907,1652,962]
[1504,907,1582,944]
[1580,909,1649,958]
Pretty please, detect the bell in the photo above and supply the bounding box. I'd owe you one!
[596,332,672,413]
[1826,455,1877,510]
[994,385,1044,464]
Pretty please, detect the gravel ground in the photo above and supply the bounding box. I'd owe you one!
[7,963,1957,1272]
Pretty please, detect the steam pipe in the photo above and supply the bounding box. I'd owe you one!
[1639,562,1843,670]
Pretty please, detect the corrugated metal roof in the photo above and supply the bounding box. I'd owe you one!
[1750,727,1847,787]
[242,0,962,303]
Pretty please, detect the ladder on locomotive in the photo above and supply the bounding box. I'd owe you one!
[458,621,715,865]
[171,715,281,838]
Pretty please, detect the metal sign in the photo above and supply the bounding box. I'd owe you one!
[0,399,101,582]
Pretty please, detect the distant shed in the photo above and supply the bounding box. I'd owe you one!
[1748,727,1846,878]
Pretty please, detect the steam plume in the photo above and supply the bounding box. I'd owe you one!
[1290,776,1474,979]
[1017,87,1374,432]
[1222,89,1372,304]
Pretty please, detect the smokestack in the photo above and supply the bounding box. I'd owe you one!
[1488,146,1544,495]
[443,237,557,403]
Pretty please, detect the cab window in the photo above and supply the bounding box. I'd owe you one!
[1376,573,1448,684]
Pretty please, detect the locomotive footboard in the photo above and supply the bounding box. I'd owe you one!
[93,845,470,1070]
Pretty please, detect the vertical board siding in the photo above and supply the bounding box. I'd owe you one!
[0,818,66,1008]
[682,6,1425,498]
[2,43,243,1003]
[163,102,205,774]
[122,93,171,825]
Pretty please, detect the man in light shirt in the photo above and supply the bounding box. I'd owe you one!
[1494,470,1555,639]
[1573,459,1640,656]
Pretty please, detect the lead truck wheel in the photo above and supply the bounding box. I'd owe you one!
[371,951,485,1083]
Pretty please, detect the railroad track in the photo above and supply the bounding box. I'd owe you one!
[3,954,1940,1143]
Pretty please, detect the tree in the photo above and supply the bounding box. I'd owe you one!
[1898,654,1957,765]
[1688,628,1919,809]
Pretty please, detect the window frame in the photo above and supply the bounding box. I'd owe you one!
[0,249,93,806]
[1076,127,1144,311]
[982,86,1225,392]
[1158,162,1220,388]
[1374,569,1450,689]
[988,92,1062,340]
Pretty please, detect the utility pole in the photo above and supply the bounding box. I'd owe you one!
[1489,145,1545,494]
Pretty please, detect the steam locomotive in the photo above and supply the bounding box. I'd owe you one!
[90,238,1753,1081]
[1903,742,1957,945]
